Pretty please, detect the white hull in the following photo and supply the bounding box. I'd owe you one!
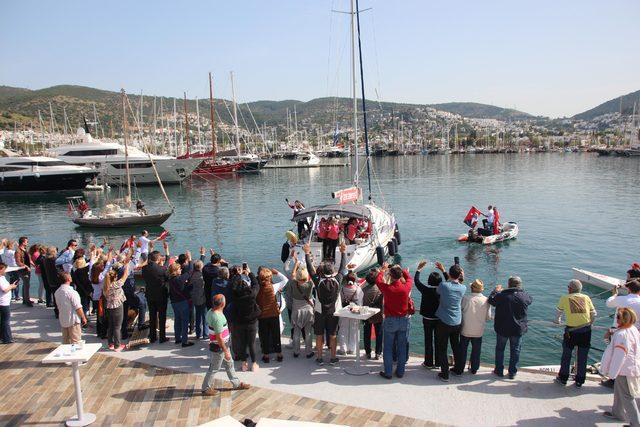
[572,268,625,292]
[288,204,396,273]
[90,158,201,185]
[483,222,518,245]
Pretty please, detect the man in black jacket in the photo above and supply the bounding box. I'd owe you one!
[203,251,224,310]
[304,242,346,366]
[415,261,448,368]
[142,242,170,343]
[488,276,532,379]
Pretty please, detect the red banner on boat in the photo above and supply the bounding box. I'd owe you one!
[332,187,361,204]
[463,206,482,228]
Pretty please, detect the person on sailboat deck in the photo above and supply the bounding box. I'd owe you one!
[345,218,359,244]
[286,199,308,238]
[136,199,147,215]
[323,217,340,261]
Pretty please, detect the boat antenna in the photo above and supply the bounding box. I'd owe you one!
[121,89,132,206]
[355,0,373,201]
[209,72,217,160]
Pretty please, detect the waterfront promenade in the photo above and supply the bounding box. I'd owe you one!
[1,302,620,426]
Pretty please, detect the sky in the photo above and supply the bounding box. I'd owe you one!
[1,0,638,118]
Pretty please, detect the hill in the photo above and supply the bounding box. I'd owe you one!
[0,84,535,133]
[573,89,640,120]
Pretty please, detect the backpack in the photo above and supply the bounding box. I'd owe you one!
[314,276,341,314]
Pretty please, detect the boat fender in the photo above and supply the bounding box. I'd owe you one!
[394,225,401,245]
[387,239,397,256]
[376,246,385,266]
[280,242,290,264]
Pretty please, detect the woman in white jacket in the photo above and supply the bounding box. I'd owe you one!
[601,307,640,426]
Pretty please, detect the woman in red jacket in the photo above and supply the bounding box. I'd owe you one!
[376,264,413,379]
[323,217,340,261]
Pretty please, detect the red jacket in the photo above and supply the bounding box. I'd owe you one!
[318,221,328,239]
[376,269,413,317]
[326,224,340,240]
[346,223,357,241]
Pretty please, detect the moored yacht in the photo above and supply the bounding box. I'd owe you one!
[0,154,98,193]
[48,129,201,185]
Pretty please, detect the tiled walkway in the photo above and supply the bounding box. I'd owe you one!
[0,339,437,427]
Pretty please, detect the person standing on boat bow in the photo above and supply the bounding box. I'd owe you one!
[286,199,308,238]
[554,279,597,387]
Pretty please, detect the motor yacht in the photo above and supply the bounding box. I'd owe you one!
[48,129,201,185]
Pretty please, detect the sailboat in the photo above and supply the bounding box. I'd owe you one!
[67,90,174,227]
[281,0,399,273]
[218,72,268,172]
[177,73,241,176]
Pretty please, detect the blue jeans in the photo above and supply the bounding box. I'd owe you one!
[136,293,147,330]
[195,304,209,339]
[172,300,190,344]
[8,272,20,300]
[455,335,483,373]
[383,316,409,376]
[495,334,522,376]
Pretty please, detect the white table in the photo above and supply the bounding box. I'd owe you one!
[333,306,380,375]
[42,343,102,427]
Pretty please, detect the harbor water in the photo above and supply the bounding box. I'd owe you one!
[2,153,638,366]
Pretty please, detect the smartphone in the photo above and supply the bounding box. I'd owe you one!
[242,262,248,270]
[454,256,460,265]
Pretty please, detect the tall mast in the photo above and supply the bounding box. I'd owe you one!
[209,72,217,159]
[172,98,177,157]
[152,96,157,154]
[195,97,202,149]
[183,92,190,156]
[122,89,132,205]
[355,0,373,200]
[230,71,241,155]
[350,0,359,189]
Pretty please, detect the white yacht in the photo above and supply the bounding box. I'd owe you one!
[48,129,201,185]
[0,154,98,193]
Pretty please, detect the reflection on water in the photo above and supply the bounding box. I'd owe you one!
[1,153,638,365]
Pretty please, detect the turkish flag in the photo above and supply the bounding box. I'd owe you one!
[463,206,482,228]
[158,230,169,240]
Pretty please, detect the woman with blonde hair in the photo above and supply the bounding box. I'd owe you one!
[602,307,640,425]
[104,253,130,352]
[256,266,288,363]
[285,259,315,358]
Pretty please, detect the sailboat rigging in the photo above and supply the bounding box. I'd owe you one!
[66,90,174,227]
[281,0,400,273]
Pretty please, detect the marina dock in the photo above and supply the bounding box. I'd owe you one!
[264,163,349,169]
[2,302,615,427]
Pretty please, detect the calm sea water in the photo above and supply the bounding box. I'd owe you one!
[2,153,639,365]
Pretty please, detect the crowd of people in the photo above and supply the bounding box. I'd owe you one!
[1,234,640,424]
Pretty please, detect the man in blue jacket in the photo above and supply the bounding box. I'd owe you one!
[488,276,533,379]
